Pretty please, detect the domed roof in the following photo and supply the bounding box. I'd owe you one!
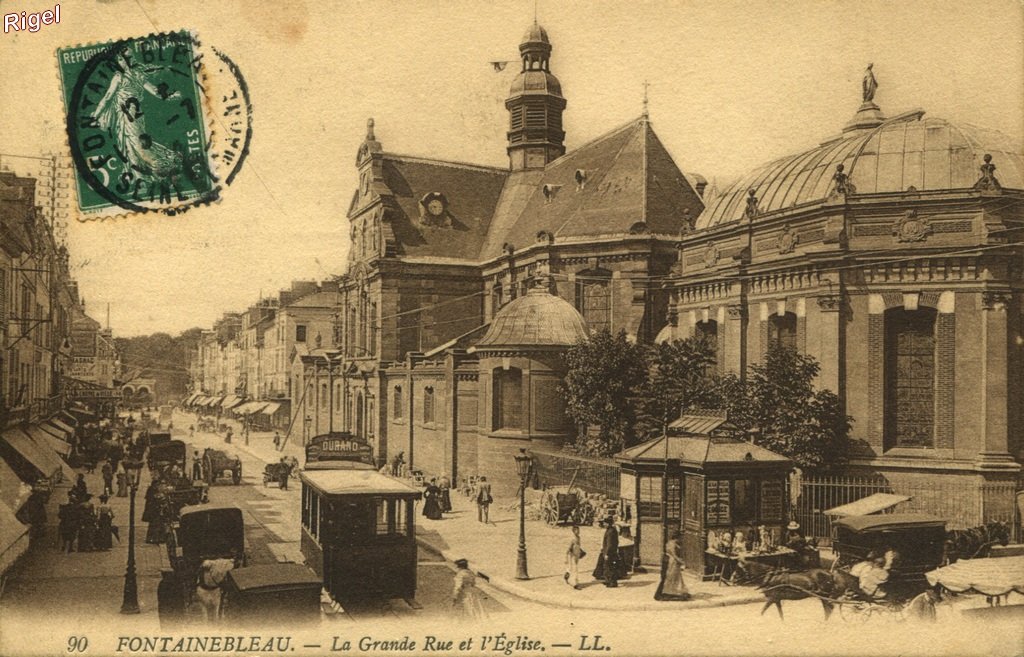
[473,287,589,351]
[521,22,549,45]
[509,69,562,97]
[697,111,1024,229]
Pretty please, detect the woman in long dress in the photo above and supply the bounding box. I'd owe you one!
[96,494,115,550]
[452,559,487,620]
[422,479,443,520]
[655,530,690,601]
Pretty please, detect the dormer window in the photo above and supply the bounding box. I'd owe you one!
[419,192,449,226]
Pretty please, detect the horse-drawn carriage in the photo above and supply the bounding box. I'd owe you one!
[736,513,949,621]
[262,458,298,487]
[203,448,242,485]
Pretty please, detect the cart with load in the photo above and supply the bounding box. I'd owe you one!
[203,447,242,485]
[220,563,323,626]
[263,458,298,487]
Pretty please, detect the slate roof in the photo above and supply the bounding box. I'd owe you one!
[481,118,704,259]
[378,155,508,260]
[373,118,703,264]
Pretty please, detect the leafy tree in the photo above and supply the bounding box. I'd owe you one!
[561,329,647,457]
[634,337,719,439]
[720,345,851,470]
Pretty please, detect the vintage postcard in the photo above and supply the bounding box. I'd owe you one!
[1,1,1022,656]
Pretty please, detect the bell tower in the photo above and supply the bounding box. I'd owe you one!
[505,21,566,171]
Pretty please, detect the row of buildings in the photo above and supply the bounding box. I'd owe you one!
[188,23,1023,518]
[1,168,121,576]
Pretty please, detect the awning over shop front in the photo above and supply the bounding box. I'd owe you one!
[260,402,282,416]
[926,555,1024,597]
[23,425,71,457]
[0,457,31,512]
[1,429,63,481]
[203,396,223,408]
[0,500,29,575]
[221,395,244,409]
[824,493,912,517]
[39,422,74,446]
[49,418,75,435]
[185,393,200,405]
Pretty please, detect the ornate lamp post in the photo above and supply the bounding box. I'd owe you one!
[513,448,533,580]
[120,458,144,614]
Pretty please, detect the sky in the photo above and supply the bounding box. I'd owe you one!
[0,0,1021,336]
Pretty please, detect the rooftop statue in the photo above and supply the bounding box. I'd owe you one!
[862,63,878,103]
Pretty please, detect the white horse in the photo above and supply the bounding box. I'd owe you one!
[194,558,235,622]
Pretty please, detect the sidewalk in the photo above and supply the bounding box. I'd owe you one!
[414,491,762,611]
[1,451,169,629]
[178,411,761,611]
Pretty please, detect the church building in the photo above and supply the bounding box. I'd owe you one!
[303,21,1023,498]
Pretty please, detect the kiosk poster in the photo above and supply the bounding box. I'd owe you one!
[0,2,1021,656]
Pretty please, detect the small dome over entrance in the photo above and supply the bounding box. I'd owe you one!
[473,287,589,351]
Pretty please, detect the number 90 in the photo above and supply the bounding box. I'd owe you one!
[67,636,88,653]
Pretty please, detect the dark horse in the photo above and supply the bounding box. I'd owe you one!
[735,557,863,620]
[944,521,1011,563]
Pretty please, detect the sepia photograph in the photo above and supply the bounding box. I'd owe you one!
[0,1,1022,655]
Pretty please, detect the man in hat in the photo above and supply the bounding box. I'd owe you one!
[474,476,492,524]
[784,520,807,551]
[593,515,621,588]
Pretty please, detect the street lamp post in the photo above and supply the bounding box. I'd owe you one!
[513,448,533,580]
[120,458,143,614]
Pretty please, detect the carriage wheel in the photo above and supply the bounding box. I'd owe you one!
[838,600,871,624]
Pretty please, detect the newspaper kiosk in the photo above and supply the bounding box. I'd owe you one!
[299,433,422,602]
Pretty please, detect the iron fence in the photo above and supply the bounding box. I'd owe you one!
[530,448,620,499]
[792,473,1024,543]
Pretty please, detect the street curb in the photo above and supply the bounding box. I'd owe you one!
[415,536,763,612]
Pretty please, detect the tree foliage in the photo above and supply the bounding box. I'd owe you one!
[718,345,851,470]
[634,337,719,440]
[561,329,647,457]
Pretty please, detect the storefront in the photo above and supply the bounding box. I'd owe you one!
[616,412,792,575]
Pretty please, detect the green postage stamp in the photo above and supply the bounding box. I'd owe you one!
[57,31,250,216]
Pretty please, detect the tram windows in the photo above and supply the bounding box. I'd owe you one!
[374,498,407,536]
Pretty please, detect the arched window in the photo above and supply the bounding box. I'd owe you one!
[885,307,936,449]
[393,386,403,420]
[576,269,612,333]
[768,312,797,351]
[493,367,523,430]
[423,386,435,424]
[695,319,718,366]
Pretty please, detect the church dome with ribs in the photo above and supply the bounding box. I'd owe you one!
[473,287,589,351]
[697,111,1024,229]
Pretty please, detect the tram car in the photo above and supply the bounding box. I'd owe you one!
[299,433,422,603]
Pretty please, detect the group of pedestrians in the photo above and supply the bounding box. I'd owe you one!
[421,476,453,520]
[57,474,118,554]
[561,518,690,600]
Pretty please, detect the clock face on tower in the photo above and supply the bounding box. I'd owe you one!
[427,199,444,216]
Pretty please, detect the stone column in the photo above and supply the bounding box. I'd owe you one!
[979,292,1012,458]
[724,304,746,376]
[816,295,842,394]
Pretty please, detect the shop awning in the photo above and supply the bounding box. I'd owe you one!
[0,457,31,512]
[58,412,79,428]
[824,493,912,517]
[1,429,63,481]
[260,402,282,416]
[49,418,75,435]
[39,422,73,446]
[221,395,244,409]
[23,425,71,457]
[203,396,223,408]
[926,555,1024,597]
[0,500,29,575]
[231,401,252,414]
